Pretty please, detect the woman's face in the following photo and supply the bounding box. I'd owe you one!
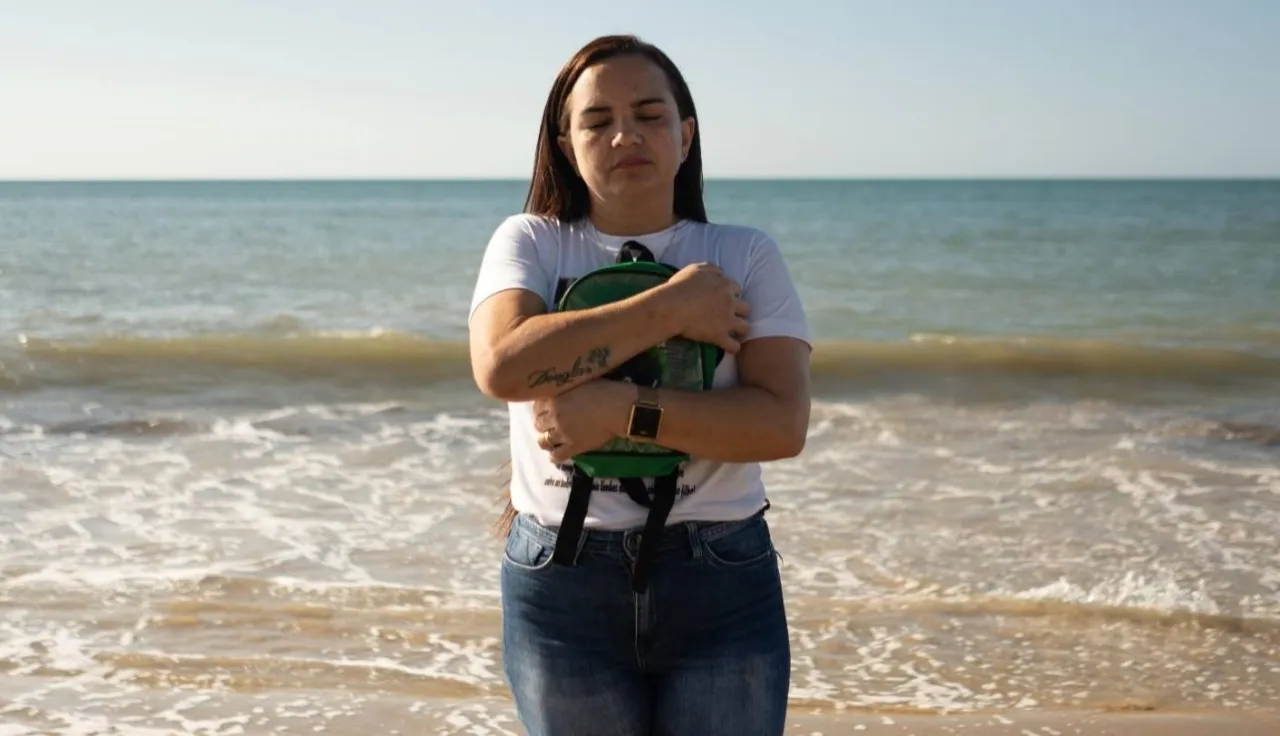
[557,54,695,204]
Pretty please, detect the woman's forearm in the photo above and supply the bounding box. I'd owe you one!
[472,288,683,402]
[602,381,809,463]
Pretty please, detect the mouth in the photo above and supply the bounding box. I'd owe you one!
[614,156,652,169]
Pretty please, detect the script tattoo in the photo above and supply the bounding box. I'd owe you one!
[527,346,612,388]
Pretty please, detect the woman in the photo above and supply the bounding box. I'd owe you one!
[467,33,811,736]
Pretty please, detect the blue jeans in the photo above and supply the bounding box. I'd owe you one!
[500,510,791,736]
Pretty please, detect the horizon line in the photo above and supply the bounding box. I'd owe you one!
[2,175,1278,183]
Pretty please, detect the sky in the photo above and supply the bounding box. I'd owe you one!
[1,0,1277,179]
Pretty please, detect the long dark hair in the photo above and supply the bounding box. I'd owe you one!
[523,34,708,224]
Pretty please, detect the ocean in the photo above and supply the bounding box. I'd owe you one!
[1,179,1278,733]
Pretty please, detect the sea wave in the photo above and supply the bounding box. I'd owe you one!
[3,329,1280,395]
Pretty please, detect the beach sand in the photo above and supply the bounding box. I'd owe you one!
[18,688,1272,736]
[335,701,1280,735]
[784,710,1279,736]
[190,695,1277,736]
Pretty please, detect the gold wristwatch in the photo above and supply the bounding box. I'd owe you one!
[626,386,663,440]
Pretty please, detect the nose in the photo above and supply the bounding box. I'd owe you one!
[611,118,642,147]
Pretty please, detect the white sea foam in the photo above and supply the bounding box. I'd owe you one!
[2,395,1279,728]
[1013,569,1222,616]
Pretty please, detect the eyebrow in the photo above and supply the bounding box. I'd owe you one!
[580,97,668,115]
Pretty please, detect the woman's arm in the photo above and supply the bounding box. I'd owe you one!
[470,216,691,402]
[468,215,755,403]
[539,336,812,464]
[470,286,684,402]
[619,336,811,462]
[471,263,750,403]
[533,230,813,463]
[628,231,813,462]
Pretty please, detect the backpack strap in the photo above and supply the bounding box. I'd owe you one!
[628,471,679,593]
[617,477,654,508]
[550,467,681,594]
[550,469,660,565]
[552,467,594,566]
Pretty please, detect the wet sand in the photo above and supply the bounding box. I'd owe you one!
[285,702,1280,735]
[786,709,1279,736]
[10,681,1275,735]
[358,705,1280,735]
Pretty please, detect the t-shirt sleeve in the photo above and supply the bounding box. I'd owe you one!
[468,215,554,324]
[742,231,812,347]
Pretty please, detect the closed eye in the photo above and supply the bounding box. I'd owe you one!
[584,114,662,130]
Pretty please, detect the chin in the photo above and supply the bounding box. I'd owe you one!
[605,169,665,192]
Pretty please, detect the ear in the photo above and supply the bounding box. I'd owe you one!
[679,117,696,162]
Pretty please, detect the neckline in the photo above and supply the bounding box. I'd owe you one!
[586,219,688,246]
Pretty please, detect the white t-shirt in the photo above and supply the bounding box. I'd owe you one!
[468,213,811,530]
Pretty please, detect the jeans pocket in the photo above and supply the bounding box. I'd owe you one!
[503,529,556,572]
[701,518,777,568]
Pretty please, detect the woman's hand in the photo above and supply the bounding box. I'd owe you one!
[532,380,634,464]
[659,263,752,354]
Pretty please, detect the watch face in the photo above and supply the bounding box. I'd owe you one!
[629,405,662,439]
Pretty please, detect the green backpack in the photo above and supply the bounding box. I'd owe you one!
[549,242,722,593]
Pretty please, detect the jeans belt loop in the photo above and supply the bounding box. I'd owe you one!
[685,521,702,560]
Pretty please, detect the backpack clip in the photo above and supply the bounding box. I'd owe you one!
[617,240,656,264]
